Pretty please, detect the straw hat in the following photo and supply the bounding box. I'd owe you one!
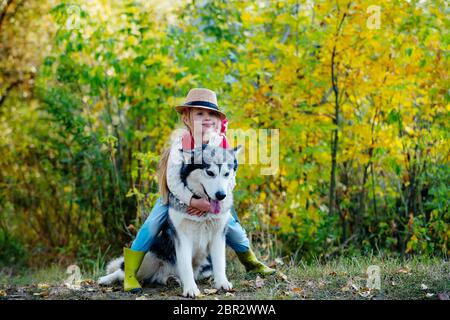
[174,88,226,119]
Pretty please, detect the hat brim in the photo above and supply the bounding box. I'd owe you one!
[174,105,227,119]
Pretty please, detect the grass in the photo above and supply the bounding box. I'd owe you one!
[1,253,449,300]
[254,254,450,300]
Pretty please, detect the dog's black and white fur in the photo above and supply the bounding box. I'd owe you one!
[98,138,241,298]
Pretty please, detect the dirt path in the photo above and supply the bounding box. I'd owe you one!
[1,278,279,300]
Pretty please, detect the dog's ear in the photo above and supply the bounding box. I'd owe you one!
[179,148,194,163]
[232,145,242,156]
[231,145,242,172]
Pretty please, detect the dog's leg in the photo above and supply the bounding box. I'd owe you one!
[210,231,232,291]
[176,235,200,298]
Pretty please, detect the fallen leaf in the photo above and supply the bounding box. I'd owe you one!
[0,290,6,297]
[397,267,412,275]
[136,295,149,300]
[341,286,350,292]
[255,276,265,288]
[358,289,373,298]
[291,287,303,294]
[426,293,435,298]
[225,292,235,297]
[274,258,284,266]
[80,279,95,285]
[33,291,49,297]
[204,288,218,295]
[64,283,81,290]
[37,283,50,290]
[276,272,288,282]
[421,284,428,290]
[239,280,252,287]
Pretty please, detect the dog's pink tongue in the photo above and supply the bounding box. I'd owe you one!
[210,200,221,214]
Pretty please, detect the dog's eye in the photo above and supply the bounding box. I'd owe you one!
[206,170,215,177]
[224,172,230,177]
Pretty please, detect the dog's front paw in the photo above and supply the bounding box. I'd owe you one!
[97,276,111,286]
[214,279,233,291]
[183,285,201,298]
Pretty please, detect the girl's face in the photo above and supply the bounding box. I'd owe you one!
[191,108,221,132]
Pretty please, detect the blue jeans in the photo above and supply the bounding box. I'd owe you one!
[131,197,250,253]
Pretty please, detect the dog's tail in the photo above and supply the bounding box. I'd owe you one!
[97,257,125,285]
[106,257,124,274]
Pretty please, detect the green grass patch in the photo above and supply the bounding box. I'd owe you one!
[1,254,448,300]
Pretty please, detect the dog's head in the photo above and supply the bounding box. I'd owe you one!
[180,144,242,213]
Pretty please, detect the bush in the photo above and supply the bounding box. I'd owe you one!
[0,229,27,269]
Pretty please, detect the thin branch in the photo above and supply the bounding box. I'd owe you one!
[0,79,20,107]
[0,0,15,31]
[0,0,25,32]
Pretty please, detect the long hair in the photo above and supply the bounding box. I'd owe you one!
[157,147,171,205]
[158,109,193,204]
[157,108,222,204]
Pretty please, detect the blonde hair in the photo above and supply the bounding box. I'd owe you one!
[157,108,222,204]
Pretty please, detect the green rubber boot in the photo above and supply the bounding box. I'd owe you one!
[123,247,145,293]
[236,249,276,276]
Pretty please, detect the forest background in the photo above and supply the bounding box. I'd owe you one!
[0,0,448,273]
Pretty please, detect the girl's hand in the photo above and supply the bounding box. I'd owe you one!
[189,197,210,212]
[187,207,207,216]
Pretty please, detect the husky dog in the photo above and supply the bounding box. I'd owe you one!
[98,144,241,298]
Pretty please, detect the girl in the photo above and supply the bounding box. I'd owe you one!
[123,88,275,293]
